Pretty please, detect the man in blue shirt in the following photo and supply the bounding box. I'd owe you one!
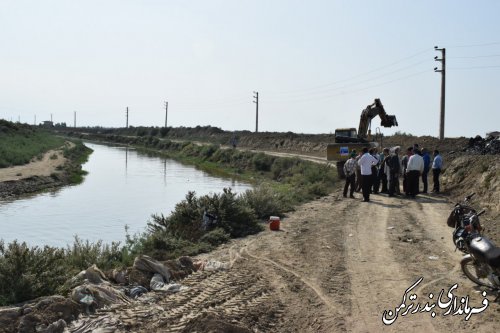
[421,148,431,193]
[432,150,443,193]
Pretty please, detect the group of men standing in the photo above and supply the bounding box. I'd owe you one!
[343,144,443,202]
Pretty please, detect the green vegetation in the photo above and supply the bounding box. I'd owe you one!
[0,120,66,168]
[0,130,337,305]
[0,239,122,306]
[62,141,92,183]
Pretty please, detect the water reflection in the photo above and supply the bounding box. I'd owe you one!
[0,142,251,248]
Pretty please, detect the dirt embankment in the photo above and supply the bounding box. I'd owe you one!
[0,142,78,199]
[0,142,73,181]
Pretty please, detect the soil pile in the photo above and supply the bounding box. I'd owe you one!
[466,134,500,155]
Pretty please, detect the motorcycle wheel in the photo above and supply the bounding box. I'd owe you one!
[461,256,495,288]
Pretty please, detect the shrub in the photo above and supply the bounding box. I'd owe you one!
[206,188,260,237]
[199,145,218,159]
[211,148,232,164]
[159,127,169,137]
[150,127,159,137]
[149,189,261,241]
[65,237,124,271]
[242,184,291,219]
[0,241,69,305]
[252,153,274,172]
[200,228,230,246]
[271,157,298,180]
[136,128,147,137]
[148,191,204,241]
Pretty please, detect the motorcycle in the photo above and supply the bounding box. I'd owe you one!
[447,193,500,296]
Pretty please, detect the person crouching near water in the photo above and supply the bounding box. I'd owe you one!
[358,147,378,202]
[343,152,357,198]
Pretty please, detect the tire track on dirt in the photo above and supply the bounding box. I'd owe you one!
[228,195,351,332]
[242,241,342,314]
[344,195,438,332]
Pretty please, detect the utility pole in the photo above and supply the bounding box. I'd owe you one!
[51,114,53,123]
[34,115,36,126]
[253,91,259,133]
[434,46,446,140]
[165,101,168,128]
[74,111,76,128]
[126,107,129,128]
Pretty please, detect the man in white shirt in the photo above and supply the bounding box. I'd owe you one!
[406,148,424,198]
[357,147,378,202]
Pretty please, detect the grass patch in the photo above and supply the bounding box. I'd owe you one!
[0,120,65,168]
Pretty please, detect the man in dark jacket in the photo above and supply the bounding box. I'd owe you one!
[387,147,400,197]
[378,148,390,193]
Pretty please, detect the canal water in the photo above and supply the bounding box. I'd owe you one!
[0,142,251,248]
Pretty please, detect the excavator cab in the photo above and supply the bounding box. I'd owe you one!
[327,98,398,178]
[334,128,358,143]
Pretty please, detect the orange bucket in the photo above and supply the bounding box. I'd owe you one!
[269,216,280,231]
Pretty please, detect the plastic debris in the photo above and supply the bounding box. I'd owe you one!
[133,255,171,282]
[150,273,188,293]
[127,286,148,298]
[202,260,230,271]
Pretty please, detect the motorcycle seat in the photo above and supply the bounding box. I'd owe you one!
[469,236,500,268]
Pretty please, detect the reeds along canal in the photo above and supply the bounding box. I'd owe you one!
[0,142,251,248]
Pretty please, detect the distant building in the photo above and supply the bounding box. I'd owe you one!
[42,121,54,128]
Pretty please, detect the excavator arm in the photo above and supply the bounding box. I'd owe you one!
[357,98,398,141]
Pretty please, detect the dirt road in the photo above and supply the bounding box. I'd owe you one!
[66,188,499,332]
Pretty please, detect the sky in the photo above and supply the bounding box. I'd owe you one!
[1,0,499,138]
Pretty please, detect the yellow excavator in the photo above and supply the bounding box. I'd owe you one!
[326,98,398,177]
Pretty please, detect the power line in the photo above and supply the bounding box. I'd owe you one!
[264,58,431,102]
[265,69,431,104]
[173,95,248,108]
[449,54,500,59]
[447,41,500,48]
[266,47,433,96]
[174,99,248,111]
[448,65,500,70]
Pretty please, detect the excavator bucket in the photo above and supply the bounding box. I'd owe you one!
[381,115,398,127]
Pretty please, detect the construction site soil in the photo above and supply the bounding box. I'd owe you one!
[1,130,499,332]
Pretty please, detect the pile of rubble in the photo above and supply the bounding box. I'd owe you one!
[465,132,500,155]
[0,255,230,333]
